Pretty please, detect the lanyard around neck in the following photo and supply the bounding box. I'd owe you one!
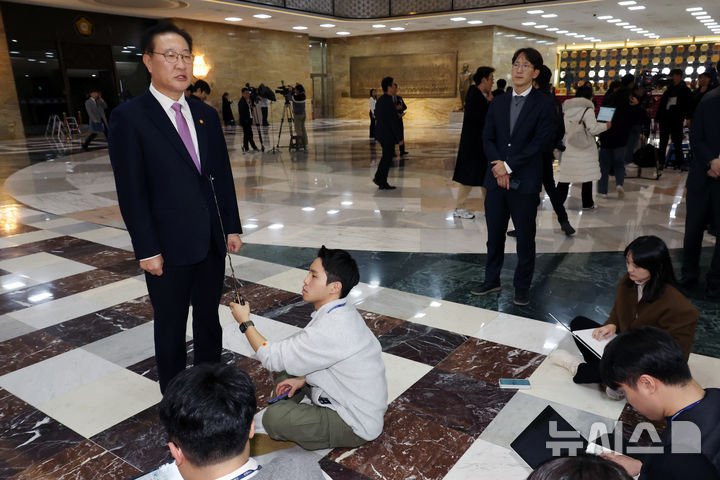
[229,465,262,480]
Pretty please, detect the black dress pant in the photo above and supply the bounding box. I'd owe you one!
[570,316,603,384]
[369,112,375,138]
[261,107,269,126]
[556,181,594,209]
[658,119,685,168]
[374,141,394,186]
[145,243,225,393]
[240,121,257,150]
[484,187,538,290]
[682,180,720,289]
[542,152,569,224]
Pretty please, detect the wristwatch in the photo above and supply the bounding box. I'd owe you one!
[239,321,254,333]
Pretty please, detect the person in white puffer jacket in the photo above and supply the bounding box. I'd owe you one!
[556,84,610,210]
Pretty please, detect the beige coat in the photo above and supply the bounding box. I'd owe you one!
[557,97,609,184]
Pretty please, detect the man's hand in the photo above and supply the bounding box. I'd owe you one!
[276,376,306,398]
[707,158,720,178]
[592,323,617,340]
[227,234,242,253]
[491,161,510,189]
[230,301,251,324]
[601,453,643,477]
[140,255,163,276]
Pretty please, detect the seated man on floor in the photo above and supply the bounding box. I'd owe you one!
[157,363,325,480]
[599,326,720,479]
[230,245,387,450]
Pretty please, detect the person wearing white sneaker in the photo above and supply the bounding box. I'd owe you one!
[452,66,494,220]
[599,327,720,480]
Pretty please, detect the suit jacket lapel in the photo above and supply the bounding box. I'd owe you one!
[188,100,209,174]
[141,91,200,174]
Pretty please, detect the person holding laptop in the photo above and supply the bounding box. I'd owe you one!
[549,236,698,399]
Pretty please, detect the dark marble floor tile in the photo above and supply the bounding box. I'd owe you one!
[0,283,66,316]
[393,369,516,438]
[318,458,373,480]
[264,300,315,328]
[126,342,194,383]
[325,406,475,480]
[0,244,40,261]
[0,330,75,376]
[232,355,276,411]
[0,223,39,237]
[49,269,126,296]
[358,310,405,338]
[221,279,300,314]
[107,296,154,322]
[60,245,135,269]
[90,404,171,473]
[0,406,84,478]
[9,439,141,480]
[102,259,144,278]
[0,388,32,422]
[43,308,149,347]
[378,323,468,366]
[436,338,545,385]
[24,236,91,255]
[618,403,666,442]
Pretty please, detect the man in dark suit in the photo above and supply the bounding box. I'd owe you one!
[373,76,403,190]
[680,86,720,298]
[237,88,259,152]
[656,69,692,169]
[472,48,556,306]
[108,23,242,393]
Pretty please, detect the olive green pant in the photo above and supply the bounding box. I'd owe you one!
[262,372,366,451]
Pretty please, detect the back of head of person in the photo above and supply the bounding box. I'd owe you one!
[575,84,594,100]
[159,363,256,479]
[527,454,633,480]
[497,78,507,90]
[381,76,394,94]
[534,65,552,94]
[600,326,694,421]
[192,79,210,101]
[669,68,684,86]
[623,235,676,303]
[621,73,635,88]
[473,66,495,94]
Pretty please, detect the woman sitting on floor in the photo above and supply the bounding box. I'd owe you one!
[549,235,698,399]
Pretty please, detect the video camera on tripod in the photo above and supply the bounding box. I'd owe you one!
[275,80,295,104]
[244,83,277,104]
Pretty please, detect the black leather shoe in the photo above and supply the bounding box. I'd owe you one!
[471,282,501,296]
[560,222,576,236]
[400,150,409,156]
[513,288,530,306]
[380,184,396,190]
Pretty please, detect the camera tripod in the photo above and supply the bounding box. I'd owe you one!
[274,100,300,152]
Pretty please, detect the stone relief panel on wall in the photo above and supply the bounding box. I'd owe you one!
[350,52,457,98]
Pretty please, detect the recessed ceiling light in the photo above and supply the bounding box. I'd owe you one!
[301,206,315,212]
[556,30,568,34]
[224,17,242,21]
[467,20,483,24]
[628,5,645,9]
[701,19,715,22]
[566,32,577,36]
[121,49,131,53]
[27,58,36,62]
[390,27,405,31]
[608,19,622,23]
[522,21,536,25]
[527,10,544,14]
[707,23,719,27]
[618,0,636,5]
[617,22,629,26]
[541,13,557,18]
[691,11,707,15]
[623,25,636,29]
[450,17,466,21]
[320,23,335,27]
[372,24,386,28]
[597,15,613,20]
[546,27,559,31]
[631,28,643,31]
[336,31,351,35]
[292,26,308,30]
[268,223,284,229]
[515,36,526,39]
[534,25,548,29]
[253,14,271,19]
[644,33,654,36]
[505,33,516,37]
[686,7,703,11]
[9,50,19,54]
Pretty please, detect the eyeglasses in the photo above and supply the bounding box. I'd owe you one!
[512,62,533,71]
[151,51,194,64]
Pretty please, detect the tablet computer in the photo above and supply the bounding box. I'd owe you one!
[597,106,615,123]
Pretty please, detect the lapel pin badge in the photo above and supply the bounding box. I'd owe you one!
[199,119,204,124]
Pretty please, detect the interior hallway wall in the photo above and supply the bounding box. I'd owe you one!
[0,7,24,140]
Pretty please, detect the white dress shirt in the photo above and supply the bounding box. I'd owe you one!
[149,83,201,162]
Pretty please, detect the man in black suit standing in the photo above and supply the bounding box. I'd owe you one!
[680,87,720,298]
[237,88,259,152]
[108,23,242,393]
[472,48,556,306]
[373,76,403,190]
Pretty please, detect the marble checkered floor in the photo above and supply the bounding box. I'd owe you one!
[0,206,719,479]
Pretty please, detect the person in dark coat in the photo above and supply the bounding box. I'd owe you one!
[656,69,692,169]
[452,66,494,219]
[221,92,235,127]
[373,76,403,190]
[237,88,259,152]
[492,78,506,98]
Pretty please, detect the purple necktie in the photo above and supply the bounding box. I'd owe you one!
[171,102,201,173]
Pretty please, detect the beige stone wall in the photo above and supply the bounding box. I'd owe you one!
[327,26,557,122]
[0,8,25,140]
[172,18,311,122]
[492,27,558,91]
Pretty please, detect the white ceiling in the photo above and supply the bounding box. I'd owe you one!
[5,0,720,45]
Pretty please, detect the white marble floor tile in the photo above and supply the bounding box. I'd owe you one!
[78,277,148,307]
[17,259,95,284]
[10,295,105,329]
[26,217,83,229]
[71,226,130,244]
[442,438,531,480]
[522,357,627,420]
[82,322,156,367]
[0,252,65,272]
[12,192,117,215]
[473,313,572,355]
[346,282,386,304]
[412,300,499,337]
[354,288,435,320]
[231,256,295,284]
[0,273,39,292]
[0,314,35,342]
[688,353,720,389]
[0,229,62,248]
[256,268,307,294]
[382,352,433,403]
[0,348,121,406]
[37,369,161,438]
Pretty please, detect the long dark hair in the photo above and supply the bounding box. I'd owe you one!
[624,235,676,303]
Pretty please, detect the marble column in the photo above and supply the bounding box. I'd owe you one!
[0,8,25,141]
